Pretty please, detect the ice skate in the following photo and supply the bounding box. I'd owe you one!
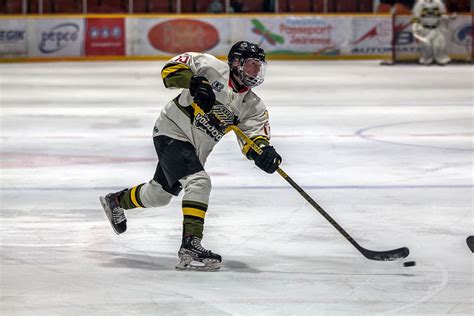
[419,57,433,65]
[176,235,222,271]
[435,57,450,66]
[99,191,127,234]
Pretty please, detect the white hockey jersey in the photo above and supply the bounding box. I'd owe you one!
[412,0,447,27]
[154,52,271,165]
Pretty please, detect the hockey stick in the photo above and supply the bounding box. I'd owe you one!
[413,32,431,44]
[199,104,409,260]
[413,27,439,44]
[467,236,474,253]
[228,125,409,261]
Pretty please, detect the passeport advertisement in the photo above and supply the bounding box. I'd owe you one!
[0,19,27,57]
[28,18,84,57]
[231,16,352,57]
[128,17,230,56]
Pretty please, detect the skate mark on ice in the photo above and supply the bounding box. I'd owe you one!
[384,261,449,314]
[0,152,155,168]
[355,119,473,152]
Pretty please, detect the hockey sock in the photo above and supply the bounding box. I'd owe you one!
[182,200,207,238]
[120,184,146,209]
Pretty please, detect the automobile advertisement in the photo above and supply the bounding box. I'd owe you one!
[350,16,393,56]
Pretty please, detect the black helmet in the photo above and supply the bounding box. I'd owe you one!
[228,41,267,88]
[228,41,266,65]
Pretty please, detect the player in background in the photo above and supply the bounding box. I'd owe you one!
[411,0,453,65]
[99,41,282,271]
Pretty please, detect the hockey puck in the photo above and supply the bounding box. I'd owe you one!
[403,261,416,267]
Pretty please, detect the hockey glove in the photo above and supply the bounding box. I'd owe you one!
[254,146,282,174]
[189,75,215,114]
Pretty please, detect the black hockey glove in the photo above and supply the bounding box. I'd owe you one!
[189,75,215,114]
[254,146,282,174]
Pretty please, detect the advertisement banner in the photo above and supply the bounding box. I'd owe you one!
[85,18,125,56]
[129,17,230,56]
[128,16,394,58]
[445,15,472,60]
[395,15,426,60]
[231,16,351,57]
[28,18,84,57]
[230,16,393,58]
[350,16,393,56]
[0,19,27,57]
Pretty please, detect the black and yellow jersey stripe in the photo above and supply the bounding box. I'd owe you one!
[161,62,194,89]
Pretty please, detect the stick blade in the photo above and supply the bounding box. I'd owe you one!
[361,246,410,261]
[467,236,474,253]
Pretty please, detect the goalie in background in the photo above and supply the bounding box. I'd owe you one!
[411,0,453,65]
[99,41,282,271]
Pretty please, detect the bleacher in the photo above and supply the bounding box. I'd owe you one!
[0,0,470,14]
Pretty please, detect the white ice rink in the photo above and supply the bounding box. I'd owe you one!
[0,60,473,315]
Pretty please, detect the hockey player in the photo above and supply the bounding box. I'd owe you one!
[411,0,452,65]
[99,41,282,271]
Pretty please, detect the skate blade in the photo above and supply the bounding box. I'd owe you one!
[175,257,221,272]
[99,196,121,235]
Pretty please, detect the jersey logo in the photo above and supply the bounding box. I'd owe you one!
[211,81,224,92]
[194,113,224,142]
[193,105,234,142]
[174,54,191,65]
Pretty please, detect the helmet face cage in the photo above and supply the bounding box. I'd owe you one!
[237,58,267,87]
[228,41,266,88]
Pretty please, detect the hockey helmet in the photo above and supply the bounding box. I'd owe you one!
[228,41,267,88]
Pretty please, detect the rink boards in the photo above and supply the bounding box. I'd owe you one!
[0,13,471,62]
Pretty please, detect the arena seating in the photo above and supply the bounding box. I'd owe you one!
[0,0,469,14]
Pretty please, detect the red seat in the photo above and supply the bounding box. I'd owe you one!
[336,0,357,12]
[132,0,147,13]
[147,0,173,13]
[242,0,264,12]
[376,3,392,13]
[277,0,288,12]
[446,0,470,12]
[358,0,373,12]
[394,3,411,14]
[289,0,311,12]
[3,0,22,13]
[195,0,215,13]
[180,0,194,13]
[88,0,127,13]
[45,0,82,13]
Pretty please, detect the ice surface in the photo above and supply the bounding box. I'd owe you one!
[1,60,473,315]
